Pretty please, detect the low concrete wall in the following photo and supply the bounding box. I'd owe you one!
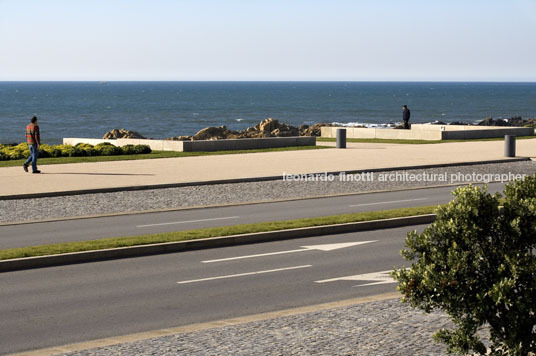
[441,127,534,139]
[181,136,315,152]
[63,138,184,151]
[63,136,316,152]
[320,127,442,140]
[321,125,534,141]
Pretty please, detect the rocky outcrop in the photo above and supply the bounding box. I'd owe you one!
[299,123,331,136]
[477,116,536,128]
[166,118,332,141]
[106,115,536,143]
[192,126,234,140]
[103,129,146,139]
[258,118,279,133]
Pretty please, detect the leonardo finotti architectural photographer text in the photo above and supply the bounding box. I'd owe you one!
[282,172,526,184]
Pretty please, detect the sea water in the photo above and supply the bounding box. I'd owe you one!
[1,81,535,144]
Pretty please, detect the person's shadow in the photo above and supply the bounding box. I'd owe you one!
[43,172,155,176]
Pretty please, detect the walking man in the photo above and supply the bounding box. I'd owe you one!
[402,105,411,129]
[23,115,41,174]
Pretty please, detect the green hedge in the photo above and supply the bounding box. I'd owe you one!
[0,142,151,161]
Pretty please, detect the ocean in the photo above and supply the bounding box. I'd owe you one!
[1,81,535,144]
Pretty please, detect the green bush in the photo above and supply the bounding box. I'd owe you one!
[74,143,98,156]
[133,144,151,154]
[393,176,536,356]
[95,143,123,156]
[121,144,137,155]
[1,143,29,160]
[0,142,152,161]
[40,144,63,158]
[59,144,76,157]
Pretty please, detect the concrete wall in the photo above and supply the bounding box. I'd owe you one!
[412,124,534,132]
[63,138,184,151]
[63,136,316,152]
[321,126,534,141]
[320,127,442,140]
[441,127,534,140]
[181,136,316,152]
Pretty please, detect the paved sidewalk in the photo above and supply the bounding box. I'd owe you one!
[1,140,534,197]
[52,297,456,356]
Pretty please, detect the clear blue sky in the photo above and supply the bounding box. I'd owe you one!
[1,0,535,81]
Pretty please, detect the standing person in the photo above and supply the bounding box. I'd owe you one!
[402,105,411,129]
[23,115,41,174]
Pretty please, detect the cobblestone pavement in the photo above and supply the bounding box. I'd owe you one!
[1,161,535,223]
[60,298,458,356]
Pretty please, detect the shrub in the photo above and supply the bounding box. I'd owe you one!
[0,142,153,160]
[133,144,151,154]
[95,142,122,156]
[1,143,29,160]
[120,144,137,155]
[40,144,63,158]
[59,144,76,157]
[74,143,98,156]
[393,177,536,356]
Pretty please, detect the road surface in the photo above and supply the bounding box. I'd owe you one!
[0,224,426,355]
[0,183,504,249]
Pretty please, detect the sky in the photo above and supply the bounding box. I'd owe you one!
[1,0,535,81]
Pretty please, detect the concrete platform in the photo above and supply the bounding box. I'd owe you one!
[1,139,535,198]
[321,125,535,141]
[63,136,316,152]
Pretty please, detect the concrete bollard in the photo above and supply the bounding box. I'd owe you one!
[504,135,516,157]
[336,128,347,149]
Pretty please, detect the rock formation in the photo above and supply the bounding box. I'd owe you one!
[166,118,331,141]
[103,129,146,139]
[477,116,536,128]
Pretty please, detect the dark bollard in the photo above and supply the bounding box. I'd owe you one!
[504,135,516,157]
[336,128,347,149]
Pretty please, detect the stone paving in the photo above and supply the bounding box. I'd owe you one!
[1,160,535,223]
[2,138,535,198]
[60,298,459,356]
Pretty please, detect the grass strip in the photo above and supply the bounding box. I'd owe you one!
[0,205,437,260]
[317,136,536,145]
[0,145,329,167]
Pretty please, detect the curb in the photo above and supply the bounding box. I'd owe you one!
[0,157,529,200]
[0,214,436,272]
[10,292,400,356]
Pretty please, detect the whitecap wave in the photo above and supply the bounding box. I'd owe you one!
[330,121,396,129]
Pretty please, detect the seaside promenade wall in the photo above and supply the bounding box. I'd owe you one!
[321,125,534,141]
[63,136,316,152]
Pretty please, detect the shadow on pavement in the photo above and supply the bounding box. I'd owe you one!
[42,172,155,176]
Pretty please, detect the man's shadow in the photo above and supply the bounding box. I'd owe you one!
[43,172,155,176]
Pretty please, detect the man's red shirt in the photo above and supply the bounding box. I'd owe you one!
[26,123,40,145]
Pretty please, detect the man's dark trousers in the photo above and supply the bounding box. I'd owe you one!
[24,144,39,172]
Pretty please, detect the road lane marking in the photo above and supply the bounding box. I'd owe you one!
[136,216,239,228]
[201,241,377,263]
[177,265,312,284]
[349,198,428,207]
[315,270,395,287]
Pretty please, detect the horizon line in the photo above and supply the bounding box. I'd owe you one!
[1,80,536,83]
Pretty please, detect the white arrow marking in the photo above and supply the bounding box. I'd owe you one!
[136,216,239,228]
[177,265,312,284]
[349,198,427,207]
[315,270,395,287]
[201,241,377,263]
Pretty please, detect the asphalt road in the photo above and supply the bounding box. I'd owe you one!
[0,182,504,249]
[0,224,427,355]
